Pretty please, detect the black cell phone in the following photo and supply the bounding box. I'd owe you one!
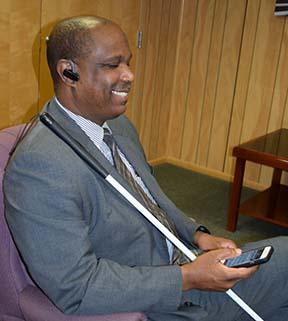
[223,245,274,268]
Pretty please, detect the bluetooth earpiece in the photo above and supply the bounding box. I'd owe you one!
[63,69,80,82]
[62,60,80,82]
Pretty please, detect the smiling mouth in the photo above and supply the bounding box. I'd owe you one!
[112,90,129,97]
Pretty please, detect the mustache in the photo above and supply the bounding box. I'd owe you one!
[112,82,132,92]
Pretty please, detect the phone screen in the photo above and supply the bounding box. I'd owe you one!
[225,250,260,267]
[224,246,273,268]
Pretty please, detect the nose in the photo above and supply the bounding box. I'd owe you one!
[120,64,134,83]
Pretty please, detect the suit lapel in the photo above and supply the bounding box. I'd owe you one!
[44,100,115,175]
[44,100,144,202]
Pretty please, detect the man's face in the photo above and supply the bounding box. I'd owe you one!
[71,23,134,125]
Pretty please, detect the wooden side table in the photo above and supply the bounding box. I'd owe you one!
[227,128,288,232]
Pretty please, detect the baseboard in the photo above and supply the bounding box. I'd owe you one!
[149,156,267,191]
[149,157,167,166]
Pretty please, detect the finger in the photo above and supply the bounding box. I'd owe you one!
[215,248,242,261]
[223,264,259,282]
[235,265,259,278]
[207,236,237,250]
[221,239,237,249]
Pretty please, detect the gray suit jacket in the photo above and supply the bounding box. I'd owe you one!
[4,100,207,319]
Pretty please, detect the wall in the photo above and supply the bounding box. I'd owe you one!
[0,0,141,128]
[131,0,183,160]
[0,1,41,129]
[164,0,288,189]
[1,0,287,189]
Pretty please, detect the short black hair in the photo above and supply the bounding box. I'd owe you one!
[46,16,110,86]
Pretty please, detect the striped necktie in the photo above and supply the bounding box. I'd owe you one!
[103,128,190,265]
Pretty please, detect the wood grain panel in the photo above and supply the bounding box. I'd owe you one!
[266,19,288,133]
[161,0,288,189]
[224,0,260,175]
[240,0,284,182]
[156,0,183,158]
[138,0,163,157]
[196,0,228,167]
[181,0,216,163]
[172,0,288,188]
[260,17,288,185]
[148,0,172,159]
[167,0,197,158]
[0,0,40,129]
[207,0,246,171]
[0,0,10,129]
[130,0,150,130]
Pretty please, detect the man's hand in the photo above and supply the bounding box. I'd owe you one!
[194,231,237,251]
[180,248,258,291]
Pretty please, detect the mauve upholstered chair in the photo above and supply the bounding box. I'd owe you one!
[0,125,147,321]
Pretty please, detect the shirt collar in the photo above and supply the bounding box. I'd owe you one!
[54,97,110,149]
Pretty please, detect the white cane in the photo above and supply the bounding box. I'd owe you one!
[40,112,264,321]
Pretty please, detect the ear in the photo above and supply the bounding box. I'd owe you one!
[56,59,78,87]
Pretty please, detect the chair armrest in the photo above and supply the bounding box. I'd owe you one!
[19,285,147,321]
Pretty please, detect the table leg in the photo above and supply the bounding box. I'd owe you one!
[272,168,282,186]
[227,158,246,232]
[267,168,282,217]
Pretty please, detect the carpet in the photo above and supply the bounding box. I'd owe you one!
[153,163,288,245]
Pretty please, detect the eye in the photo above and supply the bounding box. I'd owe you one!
[107,64,119,69]
[102,63,119,69]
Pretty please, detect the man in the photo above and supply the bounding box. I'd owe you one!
[4,16,288,321]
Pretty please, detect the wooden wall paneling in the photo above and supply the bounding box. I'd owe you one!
[224,0,260,176]
[266,19,288,133]
[138,0,163,158]
[166,0,197,159]
[240,0,284,183]
[38,0,141,113]
[156,0,183,159]
[196,0,228,167]
[130,0,149,130]
[259,18,288,186]
[207,0,246,172]
[0,0,41,129]
[181,0,217,163]
[148,0,172,160]
[9,0,41,124]
[0,0,11,129]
